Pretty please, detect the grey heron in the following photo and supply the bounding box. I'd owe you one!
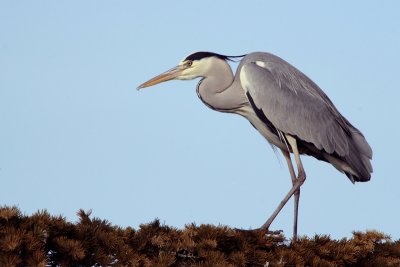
[137,51,373,240]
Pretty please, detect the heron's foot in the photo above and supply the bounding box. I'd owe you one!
[235,228,283,241]
[234,228,282,234]
[265,229,283,235]
[265,229,284,239]
[233,228,252,233]
[256,227,283,238]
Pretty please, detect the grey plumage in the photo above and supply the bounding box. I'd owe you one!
[238,52,372,182]
[137,51,373,240]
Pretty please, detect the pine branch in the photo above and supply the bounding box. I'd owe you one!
[0,206,399,266]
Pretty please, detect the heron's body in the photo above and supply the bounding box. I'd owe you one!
[195,52,372,182]
[138,51,373,240]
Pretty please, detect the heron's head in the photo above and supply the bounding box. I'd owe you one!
[137,52,244,89]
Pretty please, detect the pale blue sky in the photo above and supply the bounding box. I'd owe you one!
[1,1,399,239]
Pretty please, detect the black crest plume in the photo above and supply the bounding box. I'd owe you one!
[185,51,246,62]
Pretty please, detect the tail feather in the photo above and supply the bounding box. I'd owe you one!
[296,125,372,183]
[343,128,372,182]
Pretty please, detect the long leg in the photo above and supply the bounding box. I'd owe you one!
[293,180,300,240]
[281,149,300,240]
[286,135,306,181]
[260,135,306,241]
[286,135,306,241]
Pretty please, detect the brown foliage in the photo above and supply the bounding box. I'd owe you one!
[0,206,399,266]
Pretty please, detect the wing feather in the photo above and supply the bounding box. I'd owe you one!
[240,60,350,157]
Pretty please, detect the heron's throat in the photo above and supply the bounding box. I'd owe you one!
[196,68,246,112]
[196,75,232,111]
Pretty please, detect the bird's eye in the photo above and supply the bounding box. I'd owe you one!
[186,61,193,67]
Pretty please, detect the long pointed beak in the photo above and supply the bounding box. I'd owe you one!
[137,65,184,90]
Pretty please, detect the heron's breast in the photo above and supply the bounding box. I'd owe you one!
[235,105,285,150]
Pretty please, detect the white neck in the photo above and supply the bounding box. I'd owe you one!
[196,58,246,112]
